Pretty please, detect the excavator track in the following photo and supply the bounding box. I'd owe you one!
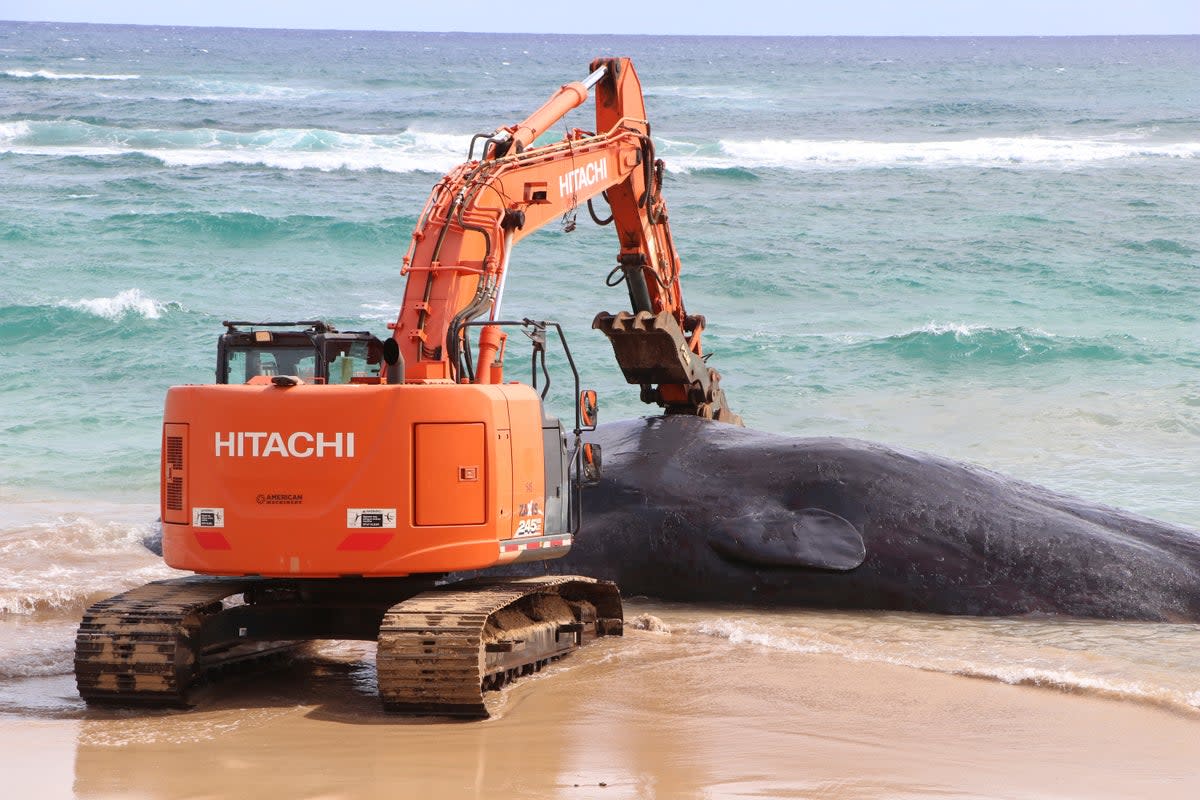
[74,576,297,706]
[377,576,622,717]
[76,575,621,715]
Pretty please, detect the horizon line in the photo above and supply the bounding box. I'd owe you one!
[4,19,1198,38]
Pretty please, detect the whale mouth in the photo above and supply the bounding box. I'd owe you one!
[707,508,866,572]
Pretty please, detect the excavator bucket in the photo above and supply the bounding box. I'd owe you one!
[593,310,742,425]
[592,310,710,389]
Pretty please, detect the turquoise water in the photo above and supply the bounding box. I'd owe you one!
[1,21,1199,715]
[2,25,1197,517]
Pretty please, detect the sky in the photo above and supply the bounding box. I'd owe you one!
[2,0,1198,36]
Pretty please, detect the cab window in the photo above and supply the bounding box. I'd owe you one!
[326,340,381,384]
[226,346,317,383]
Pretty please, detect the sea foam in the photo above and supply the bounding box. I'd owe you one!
[692,617,1200,714]
[0,119,470,173]
[6,118,1196,174]
[671,136,1200,171]
[59,289,170,321]
[3,69,140,81]
[0,503,178,620]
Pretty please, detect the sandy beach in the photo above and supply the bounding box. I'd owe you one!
[4,604,1199,800]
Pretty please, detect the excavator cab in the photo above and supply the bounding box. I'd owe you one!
[216,320,385,384]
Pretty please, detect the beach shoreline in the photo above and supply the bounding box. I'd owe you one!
[4,625,1199,799]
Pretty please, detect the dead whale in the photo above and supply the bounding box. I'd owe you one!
[531,416,1200,621]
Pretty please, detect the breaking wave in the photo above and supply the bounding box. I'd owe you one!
[2,69,140,81]
[171,77,311,101]
[669,136,1200,171]
[0,504,177,622]
[855,322,1147,365]
[0,294,184,346]
[7,120,1194,175]
[0,119,469,173]
[0,619,81,679]
[691,617,1200,715]
[58,289,175,321]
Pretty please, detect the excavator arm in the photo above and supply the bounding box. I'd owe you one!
[390,58,740,424]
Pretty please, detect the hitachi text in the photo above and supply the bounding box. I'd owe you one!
[214,432,355,458]
[559,158,607,197]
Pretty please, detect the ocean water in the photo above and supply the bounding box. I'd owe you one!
[1,23,1198,715]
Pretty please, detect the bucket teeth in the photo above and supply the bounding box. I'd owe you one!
[593,310,742,426]
[593,310,706,387]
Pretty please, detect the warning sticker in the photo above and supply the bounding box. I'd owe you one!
[347,508,397,529]
[192,508,225,528]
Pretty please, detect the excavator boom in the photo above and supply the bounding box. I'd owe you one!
[392,57,740,423]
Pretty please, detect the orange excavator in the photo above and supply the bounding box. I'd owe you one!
[74,58,739,717]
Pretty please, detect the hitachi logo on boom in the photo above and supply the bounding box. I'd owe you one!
[559,158,607,197]
[214,432,355,458]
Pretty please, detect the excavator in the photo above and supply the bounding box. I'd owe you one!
[74,57,740,717]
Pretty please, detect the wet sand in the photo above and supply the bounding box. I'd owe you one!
[4,621,1199,800]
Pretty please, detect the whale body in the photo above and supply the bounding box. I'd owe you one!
[519,416,1200,621]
